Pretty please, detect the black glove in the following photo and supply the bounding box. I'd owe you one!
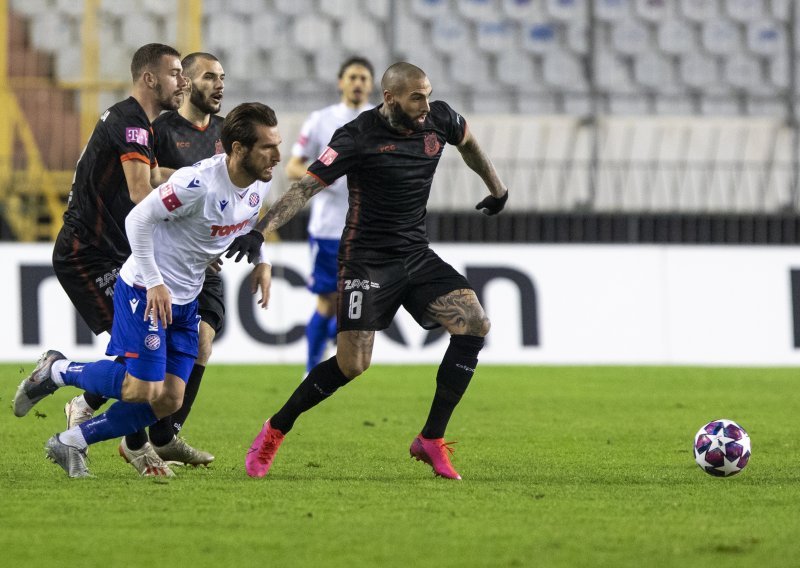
[225,229,265,264]
[475,191,508,216]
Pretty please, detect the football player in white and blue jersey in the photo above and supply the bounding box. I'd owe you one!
[286,57,374,376]
[12,103,280,478]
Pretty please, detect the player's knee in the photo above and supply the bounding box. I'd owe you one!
[466,313,491,337]
[121,375,162,404]
[337,357,370,379]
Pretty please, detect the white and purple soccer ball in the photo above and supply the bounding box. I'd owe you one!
[693,419,751,477]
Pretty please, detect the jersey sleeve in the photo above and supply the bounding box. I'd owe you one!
[152,167,207,220]
[291,110,321,160]
[306,127,359,186]
[433,100,468,146]
[109,111,156,166]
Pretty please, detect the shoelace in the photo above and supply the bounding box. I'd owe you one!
[257,432,281,461]
[434,440,458,459]
[140,452,170,476]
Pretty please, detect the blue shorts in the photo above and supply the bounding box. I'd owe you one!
[308,237,340,295]
[106,279,199,382]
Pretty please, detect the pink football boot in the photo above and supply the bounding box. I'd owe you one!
[245,420,285,478]
[409,434,462,480]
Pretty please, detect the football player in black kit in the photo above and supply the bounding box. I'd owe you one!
[63,52,229,475]
[229,62,508,480]
[51,43,186,477]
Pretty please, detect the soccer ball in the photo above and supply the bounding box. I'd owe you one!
[693,419,751,477]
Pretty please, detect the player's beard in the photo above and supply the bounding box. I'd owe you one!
[191,87,221,115]
[386,101,425,132]
[242,148,273,182]
[155,82,182,111]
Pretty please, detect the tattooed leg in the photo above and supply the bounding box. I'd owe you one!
[425,289,491,337]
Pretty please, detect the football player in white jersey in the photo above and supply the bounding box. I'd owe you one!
[286,57,374,376]
[13,103,280,478]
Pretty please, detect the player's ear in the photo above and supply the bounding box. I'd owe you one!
[143,69,156,89]
[383,90,394,105]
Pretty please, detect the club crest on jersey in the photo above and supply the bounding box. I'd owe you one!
[160,183,182,211]
[249,193,260,208]
[125,127,149,145]
[424,133,440,157]
[318,146,338,166]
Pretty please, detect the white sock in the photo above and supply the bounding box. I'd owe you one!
[59,427,88,450]
[50,360,70,387]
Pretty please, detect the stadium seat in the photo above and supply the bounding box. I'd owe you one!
[496,52,539,90]
[564,22,588,54]
[522,22,559,53]
[365,0,390,21]
[545,0,586,21]
[746,20,787,56]
[611,19,651,55]
[727,0,765,22]
[141,0,177,16]
[679,53,720,89]
[317,0,353,21]
[98,44,132,83]
[700,94,739,116]
[393,15,429,56]
[449,50,492,89]
[516,93,558,115]
[292,15,335,54]
[340,16,384,53]
[680,0,719,22]
[471,93,516,114]
[724,54,771,94]
[502,0,544,21]
[746,97,787,117]
[654,95,694,115]
[431,17,470,55]
[55,46,82,83]
[54,0,84,17]
[595,0,630,21]
[99,0,129,16]
[121,13,163,50]
[633,52,679,93]
[595,51,635,94]
[205,14,248,53]
[770,0,790,21]
[270,50,309,84]
[702,19,742,55]
[767,54,789,89]
[657,19,698,55]
[10,0,50,17]
[477,19,517,54]
[274,0,313,16]
[30,12,76,53]
[543,50,587,92]
[458,0,497,21]
[634,0,674,22]
[410,0,450,20]
[249,13,291,51]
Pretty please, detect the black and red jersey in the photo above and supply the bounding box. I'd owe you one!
[152,111,224,169]
[307,100,467,260]
[62,96,156,263]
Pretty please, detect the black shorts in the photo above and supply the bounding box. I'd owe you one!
[197,267,225,334]
[337,248,471,332]
[52,225,121,335]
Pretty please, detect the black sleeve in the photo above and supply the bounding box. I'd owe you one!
[306,126,359,185]
[433,100,468,146]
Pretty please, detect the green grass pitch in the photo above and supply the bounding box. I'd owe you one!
[1,363,799,567]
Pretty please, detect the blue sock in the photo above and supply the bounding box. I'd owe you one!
[78,401,157,445]
[306,311,332,372]
[327,316,338,340]
[61,360,126,400]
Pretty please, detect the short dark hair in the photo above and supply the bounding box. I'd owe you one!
[338,56,374,80]
[181,52,220,79]
[221,102,278,154]
[131,43,181,81]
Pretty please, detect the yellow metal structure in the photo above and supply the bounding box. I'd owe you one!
[0,0,203,241]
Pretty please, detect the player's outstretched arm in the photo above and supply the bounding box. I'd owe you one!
[456,130,509,216]
[225,174,327,263]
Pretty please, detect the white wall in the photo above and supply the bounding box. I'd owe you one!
[4,242,800,366]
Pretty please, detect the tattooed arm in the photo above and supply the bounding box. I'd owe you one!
[457,130,507,199]
[226,174,327,263]
[254,174,327,235]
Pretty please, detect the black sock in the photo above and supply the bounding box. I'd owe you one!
[271,356,350,434]
[82,392,108,411]
[148,417,175,447]
[421,335,485,439]
[169,363,206,434]
[125,429,148,451]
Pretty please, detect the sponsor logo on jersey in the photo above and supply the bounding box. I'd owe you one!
[210,218,251,237]
[125,127,149,146]
[424,133,441,157]
[249,193,260,208]
[379,144,396,152]
[188,177,201,188]
[318,146,338,166]
[219,199,229,211]
[129,298,139,314]
[176,141,191,149]
[344,278,380,291]
[144,333,161,351]
[160,183,183,211]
